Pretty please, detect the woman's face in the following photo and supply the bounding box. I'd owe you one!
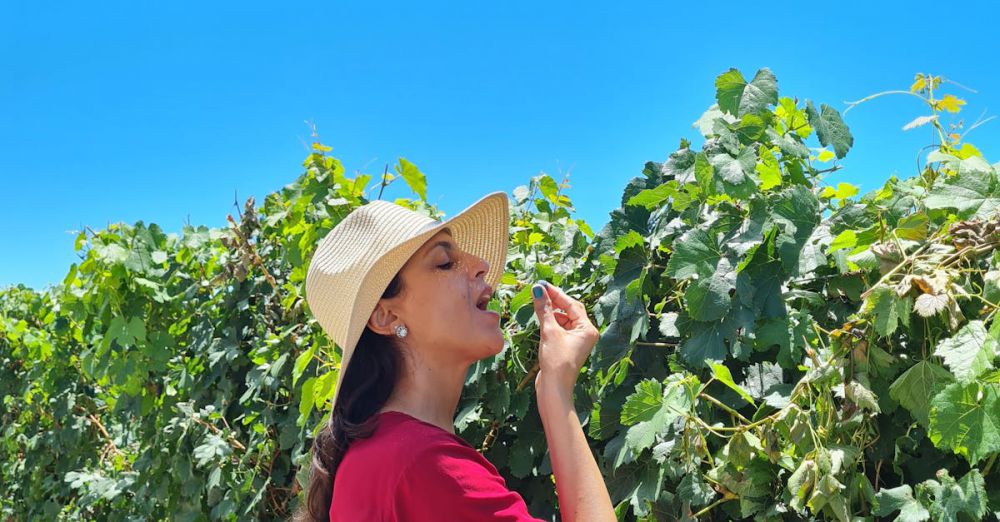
[367,227,504,366]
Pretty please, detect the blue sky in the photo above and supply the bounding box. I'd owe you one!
[3,0,999,290]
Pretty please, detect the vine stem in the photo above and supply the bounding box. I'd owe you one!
[859,243,931,300]
[226,213,279,290]
[480,420,501,453]
[984,453,998,476]
[190,414,247,452]
[699,393,751,424]
[516,360,541,393]
[843,90,925,115]
[635,341,676,348]
[86,413,127,463]
[692,491,738,518]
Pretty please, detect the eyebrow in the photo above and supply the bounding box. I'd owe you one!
[426,240,454,255]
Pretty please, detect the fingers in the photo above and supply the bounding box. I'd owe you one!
[539,281,586,324]
[553,308,571,328]
[531,282,558,330]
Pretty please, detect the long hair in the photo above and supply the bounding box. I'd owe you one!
[292,271,405,522]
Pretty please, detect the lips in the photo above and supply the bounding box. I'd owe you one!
[474,285,493,311]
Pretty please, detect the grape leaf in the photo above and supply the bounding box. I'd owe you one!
[873,485,930,522]
[924,159,1000,220]
[924,469,988,521]
[738,68,778,117]
[928,381,1000,464]
[889,360,954,426]
[710,362,756,406]
[621,377,691,452]
[679,322,728,367]
[805,101,854,159]
[396,157,427,201]
[715,68,747,116]
[665,227,721,280]
[770,185,820,274]
[713,67,777,117]
[933,320,995,383]
[913,293,949,318]
[867,287,912,337]
[708,147,759,198]
[684,263,733,322]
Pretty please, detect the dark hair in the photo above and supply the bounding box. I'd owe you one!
[293,271,405,522]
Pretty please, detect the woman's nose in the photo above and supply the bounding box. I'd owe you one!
[466,252,489,279]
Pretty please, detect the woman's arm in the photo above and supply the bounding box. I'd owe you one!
[536,373,616,522]
[530,281,616,522]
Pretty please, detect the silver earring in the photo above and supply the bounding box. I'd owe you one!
[395,324,408,338]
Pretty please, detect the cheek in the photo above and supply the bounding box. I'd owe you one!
[414,276,473,320]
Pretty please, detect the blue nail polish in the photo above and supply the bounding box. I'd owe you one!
[532,285,544,298]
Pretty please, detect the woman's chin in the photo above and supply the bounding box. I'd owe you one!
[474,335,505,360]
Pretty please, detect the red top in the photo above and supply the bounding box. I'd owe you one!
[330,410,547,521]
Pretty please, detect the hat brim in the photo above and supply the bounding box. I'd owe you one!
[330,191,510,405]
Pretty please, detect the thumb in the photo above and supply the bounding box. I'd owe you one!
[531,282,556,329]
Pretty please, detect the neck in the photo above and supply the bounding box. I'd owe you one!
[378,354,469,435]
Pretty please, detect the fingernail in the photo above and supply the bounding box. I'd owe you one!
[540,280,550,288]
[532,285,544,298]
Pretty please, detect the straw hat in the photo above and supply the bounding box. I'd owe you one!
[304,190,510,402]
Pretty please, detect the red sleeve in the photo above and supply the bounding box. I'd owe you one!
[393,438,547,521]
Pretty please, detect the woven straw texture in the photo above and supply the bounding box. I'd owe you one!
[304,190,510,401]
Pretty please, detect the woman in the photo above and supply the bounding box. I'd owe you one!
[294,191,615,521]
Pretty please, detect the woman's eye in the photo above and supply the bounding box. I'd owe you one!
[438,261,454,269]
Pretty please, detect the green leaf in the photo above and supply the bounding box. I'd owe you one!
[715,68,747,116]
[193,434,231,467]
[738,68,778,116]
[708,147,758,198]
[770,185,820,274]
[873,485,930,522]
[805,101,853,159]
[396,157,428,201]
[614,230,646,254]
[924,159,1000,219]
[777,96,812,138]
[298,376,317,424]
[787,459,817,512]
[889,360,954,426]
[756,147,782,191]
[677,473,716,508]
[845,381,881,413]
[828,230,857,254]
[710,362,756,406]
[684,266,733,322]
[679,322,727,367]
[933,320,995,383]
[923,469,988,521]
[621,379,663,426]
[694,152,715,196]
[665,228,720,280]
[621,377,692,452]
[292,343,317,387]
[658,312,680,338]
[895,212,929,241]
[867,287,912,337]
[713,67,777,117]
[627,182,676,210]
[928,381,1000,464]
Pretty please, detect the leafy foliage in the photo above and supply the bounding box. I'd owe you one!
[4,68,1000,521]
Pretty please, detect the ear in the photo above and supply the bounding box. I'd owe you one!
[367,300,400,337]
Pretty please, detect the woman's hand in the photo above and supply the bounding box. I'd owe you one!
[530,280,600,394]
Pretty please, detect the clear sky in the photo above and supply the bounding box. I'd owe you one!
[3,0,999,290]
